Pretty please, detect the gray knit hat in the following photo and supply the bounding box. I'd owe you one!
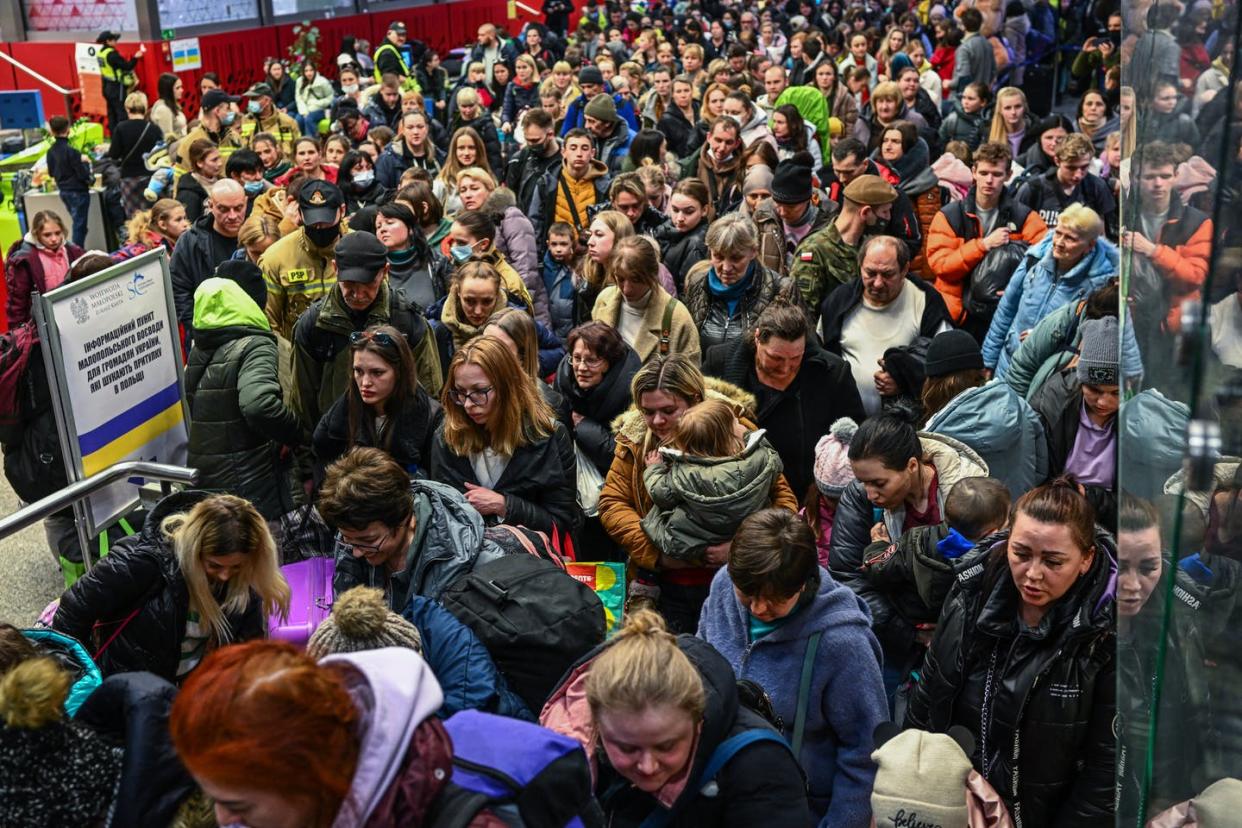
[871,726,973,828]
[1077,316,1119,386]
[306,586,423,660]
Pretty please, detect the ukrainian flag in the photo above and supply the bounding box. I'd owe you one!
[78,382,185,476]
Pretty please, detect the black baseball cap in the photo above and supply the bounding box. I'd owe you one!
[298,180,344,225]
[389,21,407,33]
[202,89,241,111]
[334,232,389,283]
[244,82,275,98]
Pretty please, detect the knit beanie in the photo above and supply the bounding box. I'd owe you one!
[924,329,983,378]
[305,586,423,660]
[814,417,858,497]
[213,258,267,312]
[742,163,774,196]
[771,159,813,204]
[1077,316,1120,386]
[584,92,620,124]
[871,727,972,828]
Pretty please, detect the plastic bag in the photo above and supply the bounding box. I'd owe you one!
[574,441,604,517]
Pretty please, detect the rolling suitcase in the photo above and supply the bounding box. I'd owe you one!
[269,556,335,646]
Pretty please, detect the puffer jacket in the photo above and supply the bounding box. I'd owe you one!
[553,345,642,474]
[683,261,799,352]
[925,380,1047,499]
[641,430,784,561]
[829,434,988,656]
[1028,367,1117,526]
[697,566,887,828]
[905,531,1116,828]
[982,233,1119,376]
[53,490,268,682]
[938,99,988,150]
[542,252,576,340]
[654,219,709,294]
[4,235,83,327]
[21,628,101,716]
[541,632,810,827]
[171,212,239,332]
[333,478,506,608]
[1004,298,1144,399]
[484,188,549,324]
[312,384,443,478]
[295,72,336,116]
[186,278,302,520]
[429,420,582,537]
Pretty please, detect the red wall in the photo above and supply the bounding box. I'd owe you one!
[0,0,538,121]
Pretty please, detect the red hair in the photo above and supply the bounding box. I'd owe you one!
[170,641,360,827]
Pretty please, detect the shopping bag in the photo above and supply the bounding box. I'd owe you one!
[564,561,626,635]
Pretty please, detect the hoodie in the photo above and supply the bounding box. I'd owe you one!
[697,566,888,828]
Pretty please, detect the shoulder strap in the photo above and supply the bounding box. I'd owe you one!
[790,630,823,758]
[558,173,584,231]
[659,298,679,356]
[425,781,493,828]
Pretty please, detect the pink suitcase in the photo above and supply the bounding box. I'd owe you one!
[269,557,335,646]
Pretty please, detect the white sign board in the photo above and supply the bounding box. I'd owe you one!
[170,38,202,72]
[36,249,189,534]
[74,43,102,76]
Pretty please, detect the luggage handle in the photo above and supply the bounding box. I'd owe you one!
[477,577,509,601]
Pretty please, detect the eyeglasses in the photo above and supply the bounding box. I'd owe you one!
[343,527,391,557]
[570,354,603,369]
[449,386,494,407]
[349,330,397,347]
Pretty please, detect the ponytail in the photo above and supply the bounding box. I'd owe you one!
[585,609,705,722]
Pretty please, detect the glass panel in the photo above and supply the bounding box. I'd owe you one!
[271,0,354,18]
[156,0,260,31]
[23,0,137,33]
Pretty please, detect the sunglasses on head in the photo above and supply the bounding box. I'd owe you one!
[349,330,398,347]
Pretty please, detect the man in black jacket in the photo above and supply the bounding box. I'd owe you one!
[1016,132,1117,239]
[703,302,865,497]
[45,116,93,248]
[504,108,562,214]
[169,180,246,340]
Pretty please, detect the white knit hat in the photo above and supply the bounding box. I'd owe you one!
[871,728,973,828]
[813,418,858,497]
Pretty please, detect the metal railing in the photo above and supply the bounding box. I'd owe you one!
[0,50,79,118]
[0,462,198,560]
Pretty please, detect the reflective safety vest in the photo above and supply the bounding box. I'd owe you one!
[372,42,410,82]
[97,46,137,88]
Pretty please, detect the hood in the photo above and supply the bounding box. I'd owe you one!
[133,489,217,553]
[191,277,270,332]
[653,430,783,508]
[925,381,1028,456]
[405,478,496,594]
[568,159,610,183]
[883,139,936,195]
[919,431,989,489]
[1031,231,1119,284]
[611,377,758,445]
[741,107,768,134]
[326,648,444,828]
[483,186,518,213]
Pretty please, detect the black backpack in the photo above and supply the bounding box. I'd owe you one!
[967,240,1031,322]
[441,554,606,713]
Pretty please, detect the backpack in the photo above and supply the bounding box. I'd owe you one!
[0,320,39,445]
[484,524,568,568]
[1121,389,1190,499]
[427,710,605,828]
[441,554,606,713]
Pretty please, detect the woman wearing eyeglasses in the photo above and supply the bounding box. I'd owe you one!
[429,336,581,538]
[553,321,642,477]
[312,324,444,479]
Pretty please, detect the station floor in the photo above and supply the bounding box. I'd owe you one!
[0,477,68,625]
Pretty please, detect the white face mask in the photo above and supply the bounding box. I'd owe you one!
[342,83,359,94]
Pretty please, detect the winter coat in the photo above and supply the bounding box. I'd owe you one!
[599,379,799,574]
[981,233,1119,375]
[951,32,997,92]
[1028,368,1116,524]
[591,285,701,366]
[542,252,576,340]
[333,478,506,608]
[877,138,944,277]
[295,73,336,116]
[0,711,122,826]
[938,99,988,150]
[404,595,531,721]
[904,531,1116,827]
[111,232,174,264]
[429,419,581,537]
[541,633,811,827]
[753,200,835,277]
[186,278,301,521]
[654,219,709,293]
[595,119,634,175]
[658,106,704,159]
[504,144,563,223]
[20,628,100,716]
[171,212,240,332]
[641,430,784,562]
[312,385,443,478]
[857,521,972,626]
[820,275,954,357]
[374,137,446,190]
[501,80,541,128]
[925,381,1048,499]
[829,434,989,656]
[553,345,642,474]
[485,188,549,324]
[1015,167,1117,238]
[1147,197,1213,333]
[52,490,269,682]
[702,340,866,498]
[527,160,611,241]
[1004,297,1144,398]
[697,566,887,828]
[683,262,799,352]
[4,236,83,327]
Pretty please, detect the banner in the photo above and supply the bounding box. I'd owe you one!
[74,43,107,119]
[169,38,202,72]
[36,249,188,534]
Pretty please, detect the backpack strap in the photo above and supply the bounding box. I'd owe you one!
[658,298,679,356]
[790,630,823,759]
[425,781,494,828]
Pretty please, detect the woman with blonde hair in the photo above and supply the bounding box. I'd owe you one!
[576,209,636,320]
[699,81,730,128]
[435,127,492,216]
[592,237,699,365]
[236,213,281,263]
[543,60,581,109]
[540,609,809,824]
[429,335,579,536]
[53,493,290,682]
[111,198,188,262]
[109,90,162,216]
[988,86,1038,157]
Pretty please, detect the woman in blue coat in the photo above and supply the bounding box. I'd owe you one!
[982,203,1119,378]
[698,508,888,828]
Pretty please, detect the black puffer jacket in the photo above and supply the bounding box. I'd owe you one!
[905,531,1116,827]
[52,490,268,682]
[312,385,443,478]
[429,420,582,536]
[654,219,709,294]
[683,262,798,352]
[553,346,642,474]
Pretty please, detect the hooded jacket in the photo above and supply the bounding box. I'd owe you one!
[4,235,84,327]
[1028,367,1116,525]
[540,633,810,827]
[981,233,1120,375]
[595,118,634,175]
[829,433,989,654]
[542,251,577,340]
[697,566,887,828]
[186,278,302,520]
[429,420,582,537]
[171,212,241,333]
[938,98,988,150]
[655,219,710,294]
[333,478,506,608]
[876,137,943,277]
[484,187,549,324]
[641,430,784,561]
[553,345,642,474]
[528,159,611,242]
[312,384,443,478]
[374,135,446,190]
[904,531,1116,827]
[53,490,269,682]
[591,284,701,366]
[683,261,799,352]
[925,380,1048,499]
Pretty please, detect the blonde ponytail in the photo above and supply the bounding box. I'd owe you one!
[585,609,705,722]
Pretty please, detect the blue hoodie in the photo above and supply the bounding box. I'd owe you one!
[697,566,888,828]
[982,232,1119,376]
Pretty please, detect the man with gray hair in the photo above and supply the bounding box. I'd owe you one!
[820,235,953,415]
[170,178,247,338]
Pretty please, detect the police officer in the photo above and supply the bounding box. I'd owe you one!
[97,30,145,132]
[240,82,301,159]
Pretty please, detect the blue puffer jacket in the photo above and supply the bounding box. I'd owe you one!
[404,595,533,721]
[925,381,1048,499]
[697,566,889,828]
[23,628,101,716]
[982,233,1119,376]
[542,252,576,342]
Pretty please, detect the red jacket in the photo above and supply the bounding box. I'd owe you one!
[1151,200,1212,331]
[4,237,84,328]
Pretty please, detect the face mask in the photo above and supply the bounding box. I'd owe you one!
[1109,30,1121,47]
[353,169,375,188]
[221,111,237,126]
[342,83,359,94]
[450,243,477,264]
[243,180,265,195]
[304,223,340,248]
[247,101,262,115]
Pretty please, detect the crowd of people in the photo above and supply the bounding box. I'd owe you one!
[3,0,1242,825]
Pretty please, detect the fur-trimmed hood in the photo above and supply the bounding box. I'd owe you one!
[610,376,757,445]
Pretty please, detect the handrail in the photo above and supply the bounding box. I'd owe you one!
[0,461,197,543]
[0,50,79,96]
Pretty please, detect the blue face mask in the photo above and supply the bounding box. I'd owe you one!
[352,169,375,188]
[450,243,476,264]
[243,179,265,195]
[221,110,237,126]
[247,100,263,115]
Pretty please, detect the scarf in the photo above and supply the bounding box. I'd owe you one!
[707,261,755,315]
